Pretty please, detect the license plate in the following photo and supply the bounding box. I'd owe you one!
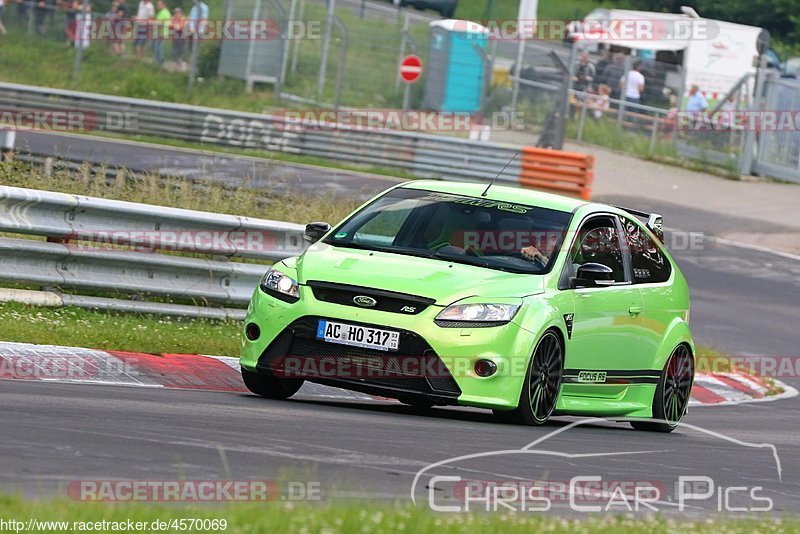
[316,320,399,352]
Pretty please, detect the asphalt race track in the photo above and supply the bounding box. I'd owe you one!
[14,131,403,200]
[3,132,800,515]
[1,379,796,514]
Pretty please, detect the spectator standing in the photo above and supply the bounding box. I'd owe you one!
[573,51,596,94]
[114,0,127,55]
[133,0,154,59]
[63,0,80,45]
[595,48,611,82]
[0,0,7,35]
[15,0,29,24]
[622,60,645,106]
[152,0,170,65]
[600,53,625,101]
[187,0,208,56]
[33,0,51,36]
[187,0,207,30]
[686,84,709,113]
[170,6,186,70]
[104,1,119,54]
[74,1,91,50]
[591,84,611,119]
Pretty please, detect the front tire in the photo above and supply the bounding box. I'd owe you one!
[241,368,303,400]
[494,331,563,425]
[631,344,694,433]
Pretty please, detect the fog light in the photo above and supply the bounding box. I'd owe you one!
[245,323,261,341]
[474,359,497,377]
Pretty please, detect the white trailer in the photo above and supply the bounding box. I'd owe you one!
[572,8,766,105]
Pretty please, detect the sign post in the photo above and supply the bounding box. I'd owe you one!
[399,54,423,111]
[511,0,538,112]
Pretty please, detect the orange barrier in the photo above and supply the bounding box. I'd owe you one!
[518,147,594,200]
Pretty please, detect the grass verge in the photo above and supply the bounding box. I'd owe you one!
[0,494,796,533]
[0,159,362,224]
[0,301,241,356]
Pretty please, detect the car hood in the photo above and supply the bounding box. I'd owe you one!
[294,243,544,306]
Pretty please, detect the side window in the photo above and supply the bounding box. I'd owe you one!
[621,218,672,283]
[352,206,412,247]
[570,217,626,283]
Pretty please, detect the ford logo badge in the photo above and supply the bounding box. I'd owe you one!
[353,295,377,307]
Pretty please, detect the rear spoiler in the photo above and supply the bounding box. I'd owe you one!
[615,206,664,243]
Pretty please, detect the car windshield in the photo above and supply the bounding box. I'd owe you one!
[324,188,573,274]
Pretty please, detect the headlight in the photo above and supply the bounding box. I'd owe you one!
[260,268,300,302]
[435,303,520,326]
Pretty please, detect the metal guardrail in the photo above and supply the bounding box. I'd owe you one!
[0,186,308,319]
[0,82,523,183]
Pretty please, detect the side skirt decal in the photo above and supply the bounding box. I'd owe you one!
[562,368,661,384]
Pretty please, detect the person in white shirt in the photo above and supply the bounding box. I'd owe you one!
[133,0,155,59]
[621,60,645,105]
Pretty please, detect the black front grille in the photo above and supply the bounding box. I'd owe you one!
[307,281,435,315]
[256,316,461,399]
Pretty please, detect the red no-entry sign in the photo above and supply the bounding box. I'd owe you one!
[399,55,423,84]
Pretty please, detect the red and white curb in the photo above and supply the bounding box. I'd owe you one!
[0,341,794,407]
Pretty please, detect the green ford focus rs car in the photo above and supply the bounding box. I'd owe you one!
[240,181,695,432]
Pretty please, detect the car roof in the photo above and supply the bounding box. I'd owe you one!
[398,180,590,213]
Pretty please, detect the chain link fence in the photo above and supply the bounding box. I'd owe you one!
[3,0,799,182]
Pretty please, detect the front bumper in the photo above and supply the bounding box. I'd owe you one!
[239,285,538,409]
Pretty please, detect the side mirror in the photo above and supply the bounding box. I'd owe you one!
[573,263,615,288]
[304,222,331,244]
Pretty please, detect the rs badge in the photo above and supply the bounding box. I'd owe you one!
[563,314,574,339]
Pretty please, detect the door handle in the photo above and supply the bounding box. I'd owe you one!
[628,305,643,316]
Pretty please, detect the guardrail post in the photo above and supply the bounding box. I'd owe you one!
[576,99,587,143]
[649,112,659,155]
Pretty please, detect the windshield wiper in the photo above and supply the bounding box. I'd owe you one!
[433,251,493,269]
[434,251,537,274]
[326,241,381,252]
[328,241,436,259]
